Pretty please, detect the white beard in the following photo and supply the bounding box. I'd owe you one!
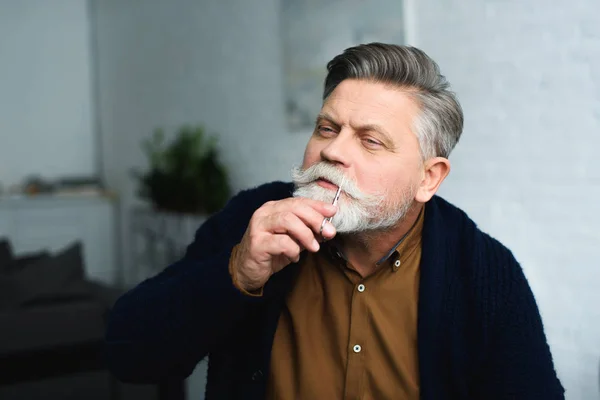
[291,163,415,234]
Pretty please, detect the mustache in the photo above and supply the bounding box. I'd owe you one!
[291,163,379,202]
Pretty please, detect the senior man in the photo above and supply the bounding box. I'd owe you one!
[105,43,564,400]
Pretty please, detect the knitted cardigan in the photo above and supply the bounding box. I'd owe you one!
[105,181,565,399]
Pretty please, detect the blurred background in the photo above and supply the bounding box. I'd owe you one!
[0,0,598,399]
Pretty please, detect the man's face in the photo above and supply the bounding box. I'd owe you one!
[293,79,424,233]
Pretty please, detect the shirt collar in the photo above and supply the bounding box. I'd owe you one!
[325,205,425,271]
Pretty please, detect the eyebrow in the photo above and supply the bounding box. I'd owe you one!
[315,112,395,147]
[315,113,340,129]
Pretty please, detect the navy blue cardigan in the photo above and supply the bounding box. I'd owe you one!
[105,181,565,399]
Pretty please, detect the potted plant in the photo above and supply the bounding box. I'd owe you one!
[133,125,231,215]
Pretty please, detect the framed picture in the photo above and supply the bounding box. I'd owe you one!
[281,0,406,132]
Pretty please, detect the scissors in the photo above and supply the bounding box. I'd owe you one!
[320,177,345,237]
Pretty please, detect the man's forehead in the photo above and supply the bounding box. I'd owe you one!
[317,111,387,132]
[323,82,416,115]
[319,82,419,137]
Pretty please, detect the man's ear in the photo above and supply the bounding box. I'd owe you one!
[415,157,451,203]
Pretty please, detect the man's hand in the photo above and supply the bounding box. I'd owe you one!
[231,198,338,292]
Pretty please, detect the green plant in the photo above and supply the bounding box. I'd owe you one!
[133,125,231,215]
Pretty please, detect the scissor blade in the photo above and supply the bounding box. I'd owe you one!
[332,186,342,206]
[332,176,346,206]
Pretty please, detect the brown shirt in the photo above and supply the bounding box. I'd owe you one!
[266,208,425,400]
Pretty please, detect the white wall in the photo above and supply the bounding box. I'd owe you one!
[0,0,96,189]
[92,0,307,198]
[416,1,600,398]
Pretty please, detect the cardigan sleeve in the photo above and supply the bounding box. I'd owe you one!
[104,186,271,384]
[474,259,565,399]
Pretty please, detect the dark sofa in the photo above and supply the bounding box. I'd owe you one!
[0,238,182,400]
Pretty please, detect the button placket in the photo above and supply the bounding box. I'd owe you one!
[345,274,367,397]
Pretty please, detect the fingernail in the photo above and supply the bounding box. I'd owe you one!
[312,239,320,251]
[325,204,336,212]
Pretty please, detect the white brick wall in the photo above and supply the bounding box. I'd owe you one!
[416,1,600,398]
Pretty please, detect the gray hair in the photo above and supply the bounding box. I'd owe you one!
[324,43,464,159]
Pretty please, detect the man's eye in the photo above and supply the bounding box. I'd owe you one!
[318,126,336,135]
[363,138,382,148]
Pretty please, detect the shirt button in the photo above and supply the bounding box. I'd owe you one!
[394,259,401,268]
[357,284,365,293]
[353,344,362,353]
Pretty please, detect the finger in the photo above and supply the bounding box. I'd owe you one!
[319,220,337,240]
[275,197,338,219]
[264,234,301,264]
[280,202,337,239]
[266,212,320,252]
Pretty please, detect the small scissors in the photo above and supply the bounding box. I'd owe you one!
[320,177,345,237]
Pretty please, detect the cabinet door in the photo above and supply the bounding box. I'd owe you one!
[12,200,117,284]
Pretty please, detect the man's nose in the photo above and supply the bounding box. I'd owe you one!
[320,131,352,167]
